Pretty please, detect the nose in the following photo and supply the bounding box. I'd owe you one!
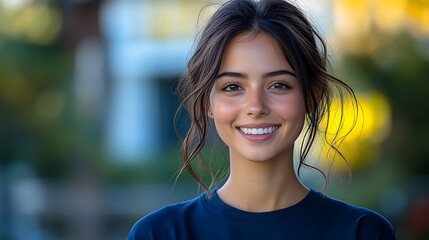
[245,89,269,117]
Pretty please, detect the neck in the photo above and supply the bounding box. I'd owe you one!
[217,150,308,212]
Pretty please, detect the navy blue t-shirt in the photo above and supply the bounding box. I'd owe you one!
[128,189,395,240]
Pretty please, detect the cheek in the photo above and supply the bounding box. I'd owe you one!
[271,96,306,121]
[210,96,240,123]
[209,96,241,145]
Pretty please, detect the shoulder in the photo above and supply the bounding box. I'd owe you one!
[127,194,205,240]
[353,208,396,239]
[313,192,396,239]
[127,206,175,240]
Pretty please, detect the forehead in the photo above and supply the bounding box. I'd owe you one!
[220,31,291,72]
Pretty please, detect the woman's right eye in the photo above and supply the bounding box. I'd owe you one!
[221,83,242,92]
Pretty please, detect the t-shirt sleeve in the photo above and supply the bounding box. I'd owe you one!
[127,207,173,240]
[355,212,396,240]
[127,217,157,240]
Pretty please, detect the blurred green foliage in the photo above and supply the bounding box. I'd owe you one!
[0,39,75,178]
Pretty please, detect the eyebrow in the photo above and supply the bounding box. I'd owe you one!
[216,70,296,79]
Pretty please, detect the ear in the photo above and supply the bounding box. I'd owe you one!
[207,94,214,118]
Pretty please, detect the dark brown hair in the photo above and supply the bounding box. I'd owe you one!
[176,0,358,193]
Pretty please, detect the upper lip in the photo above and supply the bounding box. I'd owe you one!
[237,124,280,128]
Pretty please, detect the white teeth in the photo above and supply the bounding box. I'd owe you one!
[240,126,278,135]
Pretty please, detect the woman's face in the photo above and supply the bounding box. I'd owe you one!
[209,31,306,163]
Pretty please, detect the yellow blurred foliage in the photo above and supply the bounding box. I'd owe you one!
[150,1,217,39]
[0,4,62,45]
[333,0,429,55]
[320,92,392,173]
[373,0,407,33]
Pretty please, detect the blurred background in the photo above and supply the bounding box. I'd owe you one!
[0,0,428,239]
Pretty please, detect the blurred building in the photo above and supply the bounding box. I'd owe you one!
[101,0,196,162]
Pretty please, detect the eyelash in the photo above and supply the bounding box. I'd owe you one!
[269,81,291,91]
[220,81,292,93]
[221,82,242,92]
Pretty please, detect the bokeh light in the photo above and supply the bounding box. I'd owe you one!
[320,92,392,172]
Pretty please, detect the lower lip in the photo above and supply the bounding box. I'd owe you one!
[237,128,278,143]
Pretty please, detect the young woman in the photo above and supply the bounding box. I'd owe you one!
[129,0,396,239]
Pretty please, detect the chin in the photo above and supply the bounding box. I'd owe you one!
[240,152,281,163]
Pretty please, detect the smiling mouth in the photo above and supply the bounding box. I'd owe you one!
[239,126,279,135]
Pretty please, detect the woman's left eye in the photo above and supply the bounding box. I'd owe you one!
[269,82,291,90]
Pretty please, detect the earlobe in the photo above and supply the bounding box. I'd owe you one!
[208,109,214,118]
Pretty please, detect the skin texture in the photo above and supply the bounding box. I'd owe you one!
[209,32,309,212]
